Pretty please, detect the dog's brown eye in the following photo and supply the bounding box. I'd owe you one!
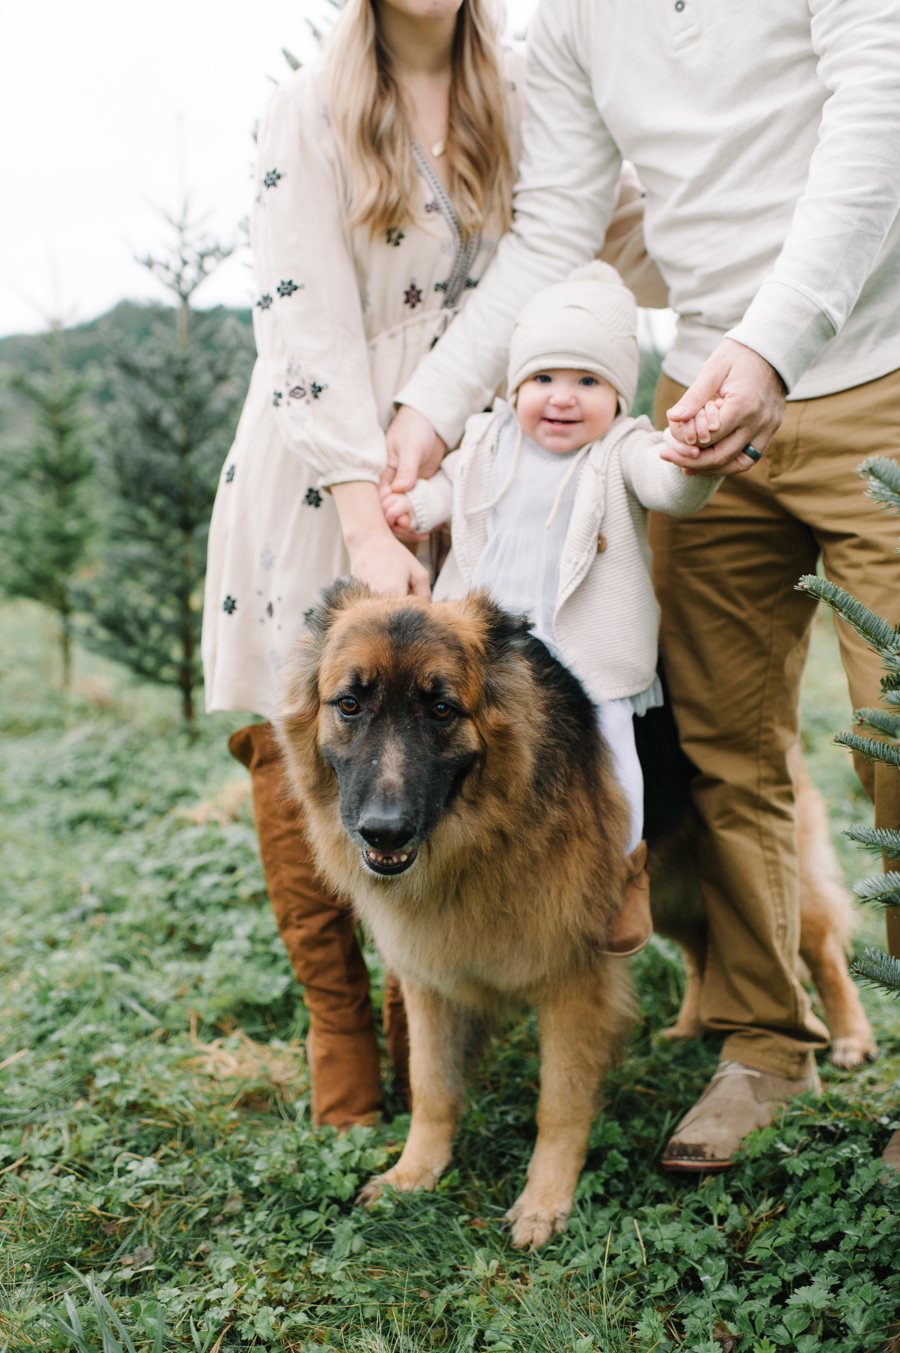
[431,701,454,721]
[338,697,360,716]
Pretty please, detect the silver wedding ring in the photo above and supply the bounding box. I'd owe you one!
[743,444,762,463]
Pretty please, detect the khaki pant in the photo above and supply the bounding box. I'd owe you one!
[229,723,409,1127]
[650,367,900,1078]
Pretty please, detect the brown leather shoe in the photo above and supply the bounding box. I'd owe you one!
[661,1059,822,1172]
[600,840,653,957]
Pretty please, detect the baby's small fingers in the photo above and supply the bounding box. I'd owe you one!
[681,416,699,446]
[704,400,722,434]
[695,408,710,445]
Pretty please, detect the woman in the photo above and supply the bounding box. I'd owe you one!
[203,0,660,1130]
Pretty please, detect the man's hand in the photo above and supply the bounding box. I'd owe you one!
[384,405,446,493]
[661,339,786,476]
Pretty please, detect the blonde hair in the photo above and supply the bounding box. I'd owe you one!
[328,0,514,242]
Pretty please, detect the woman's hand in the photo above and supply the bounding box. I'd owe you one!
[384,405,446,492]
[332,481,430,598]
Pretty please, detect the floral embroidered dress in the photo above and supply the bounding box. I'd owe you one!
[202,53,660,719]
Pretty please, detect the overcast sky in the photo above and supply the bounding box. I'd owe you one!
[1,0,540,337]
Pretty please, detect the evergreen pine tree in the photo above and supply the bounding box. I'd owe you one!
[80,206,252,722]
[798,455,900,996]
[0,324,97,685]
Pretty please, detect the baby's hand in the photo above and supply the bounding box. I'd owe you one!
[668,398,724,448]
[380,487,415,533]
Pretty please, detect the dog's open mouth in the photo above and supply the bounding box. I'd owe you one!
[363,847,418,876]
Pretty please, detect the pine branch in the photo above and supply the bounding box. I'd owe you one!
[854,707,900,739]
[834,731,900,768]
[851,947,900,996]
[796,576,900,657]
[859,455,900,516]
[853,871,900,907]
[846,824,900,855]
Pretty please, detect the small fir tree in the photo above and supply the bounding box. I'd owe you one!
[0,325,97,685]
[80,206,252,722]
[798,455,900,996]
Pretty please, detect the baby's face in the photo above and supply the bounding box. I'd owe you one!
[516,370,619,453]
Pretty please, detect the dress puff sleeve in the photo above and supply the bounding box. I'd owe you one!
[251,68,387,488]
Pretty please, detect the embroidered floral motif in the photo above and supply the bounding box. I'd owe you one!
[272,390,283,407]
[386,228,405,247]
[263,168,283,189]
[310,380,326,399]
[304,488,323,509]
[266,601,274,617]
[277,278,301,299]
[256,293,273,310]
[222,595,238,615]
[465,277,479,289]
[260,546,275,571]
[425,201,440,213]
[404,282,423,309]
[225,464,236,483]
[288,384,307,400]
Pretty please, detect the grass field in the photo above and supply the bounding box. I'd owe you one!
[0,598,897,1353]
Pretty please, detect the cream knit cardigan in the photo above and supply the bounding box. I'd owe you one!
[405,408,720,703]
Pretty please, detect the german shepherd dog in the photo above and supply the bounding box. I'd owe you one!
[277,581,876,1248]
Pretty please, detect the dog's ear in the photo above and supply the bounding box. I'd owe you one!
[458,589,532,662]
[303,577,373,640]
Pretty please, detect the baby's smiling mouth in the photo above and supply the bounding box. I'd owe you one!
[543,416,581,425]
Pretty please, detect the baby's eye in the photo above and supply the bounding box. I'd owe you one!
[532,373,552,384]
[579,376,598,386]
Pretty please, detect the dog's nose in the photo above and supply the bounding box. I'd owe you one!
[358,811,415,850]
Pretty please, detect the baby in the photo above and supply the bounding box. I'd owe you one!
[382,261,722,952]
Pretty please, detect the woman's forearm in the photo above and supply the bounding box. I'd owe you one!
[332,481,395,551]
[331,480,431,598]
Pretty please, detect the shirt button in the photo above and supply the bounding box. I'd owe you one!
[597,533,607,553]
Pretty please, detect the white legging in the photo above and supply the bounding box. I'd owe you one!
[595,699,644,855]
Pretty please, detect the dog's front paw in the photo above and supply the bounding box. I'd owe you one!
[505,1196,571,1250]
[829,1036,879,1070]
[356,1163,440,1208]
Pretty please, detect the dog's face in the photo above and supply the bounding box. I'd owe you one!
[282,582,531,879]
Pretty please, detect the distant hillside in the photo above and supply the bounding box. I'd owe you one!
[0,303,255,436]
[0,301,254,378]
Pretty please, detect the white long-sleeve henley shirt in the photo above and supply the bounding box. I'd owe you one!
[398,0,900,447]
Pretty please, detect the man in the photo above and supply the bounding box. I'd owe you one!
[387,0,900,1169]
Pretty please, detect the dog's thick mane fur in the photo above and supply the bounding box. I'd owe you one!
[278,581,631,1013]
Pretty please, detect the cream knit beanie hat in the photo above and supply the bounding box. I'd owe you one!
[506,261,639,412]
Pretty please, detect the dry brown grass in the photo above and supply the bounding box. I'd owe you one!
[187,1013,308,1109]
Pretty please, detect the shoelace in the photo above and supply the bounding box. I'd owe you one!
[710,1060,761,1085]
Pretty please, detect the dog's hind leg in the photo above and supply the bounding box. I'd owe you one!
[358,980,485,1205]
[792,746,879,1069]
[507,962,634,1250]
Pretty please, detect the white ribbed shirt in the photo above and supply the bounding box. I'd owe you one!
[398,0,900,447]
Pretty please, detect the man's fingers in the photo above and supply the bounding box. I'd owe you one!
[661,425,766,473]
[667,360,728,424]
